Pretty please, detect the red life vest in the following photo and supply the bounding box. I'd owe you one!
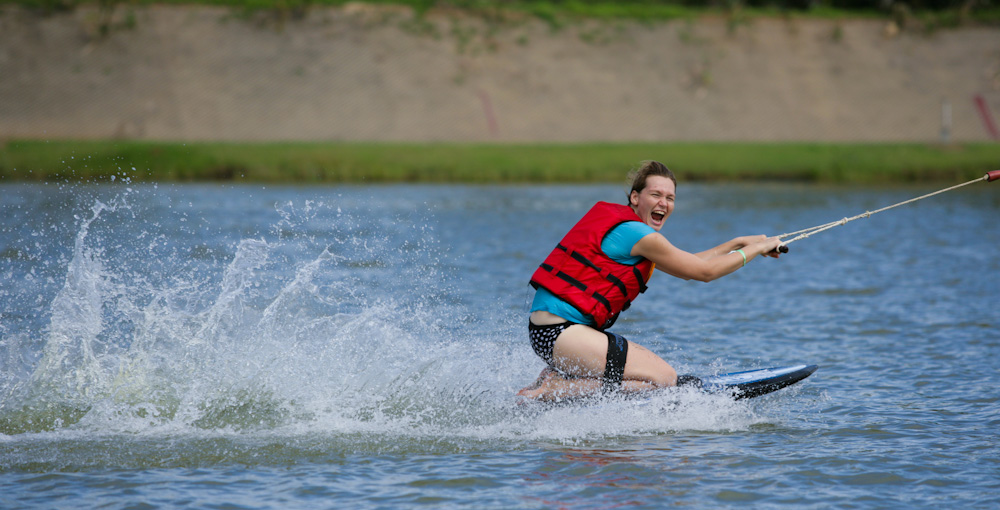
[530,201,654,330]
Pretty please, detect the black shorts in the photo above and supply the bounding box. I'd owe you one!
[528,320,574,365]
[528,321,629,390]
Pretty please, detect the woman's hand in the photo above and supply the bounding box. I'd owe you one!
[751,236,784,258]
[733,235,768,250]
[730,235,782,258]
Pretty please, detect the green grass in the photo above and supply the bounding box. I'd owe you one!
[6,0,999,26]
[2,140,998,184]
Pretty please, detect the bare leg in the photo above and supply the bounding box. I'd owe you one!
[517,370,659,401]
[519,317,677,401]
[517,366,556,394]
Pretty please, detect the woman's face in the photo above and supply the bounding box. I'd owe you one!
[629,175,675,231]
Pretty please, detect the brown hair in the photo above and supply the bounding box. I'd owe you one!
[626,160,676,202]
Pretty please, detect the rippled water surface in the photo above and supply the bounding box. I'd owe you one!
[1,182,998,509]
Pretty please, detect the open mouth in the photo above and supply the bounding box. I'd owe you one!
[651,211,666,222]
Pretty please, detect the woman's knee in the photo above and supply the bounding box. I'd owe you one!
[625,342,677,387]
[652,364,678,387]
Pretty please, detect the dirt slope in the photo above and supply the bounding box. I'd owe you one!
[2,4,998,142]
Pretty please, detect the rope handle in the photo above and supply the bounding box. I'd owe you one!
[988,169,1000,182]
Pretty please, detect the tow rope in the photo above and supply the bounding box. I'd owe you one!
[774,170,1000,253]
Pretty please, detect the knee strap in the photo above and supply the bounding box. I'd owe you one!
[603,332,629,392]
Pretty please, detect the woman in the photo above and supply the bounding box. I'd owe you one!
[518,161,783,401]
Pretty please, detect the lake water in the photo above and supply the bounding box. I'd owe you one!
[1,181,998,509]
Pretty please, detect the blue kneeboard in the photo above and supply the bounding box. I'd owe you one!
[693,364,818,400]
[524,364,819,407]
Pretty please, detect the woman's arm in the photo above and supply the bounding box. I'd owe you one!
[693,235,767,260]
[632,233,782,282]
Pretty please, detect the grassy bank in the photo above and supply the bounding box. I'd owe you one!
[2,140,999,184]
[9,0,1000,25]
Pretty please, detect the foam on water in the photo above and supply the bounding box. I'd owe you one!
[0,185,763,455]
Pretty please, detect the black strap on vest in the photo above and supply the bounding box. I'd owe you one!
[555,271,587,291]
[633,267,648,293]
[604,273,628,297]
[537,248,641,308]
